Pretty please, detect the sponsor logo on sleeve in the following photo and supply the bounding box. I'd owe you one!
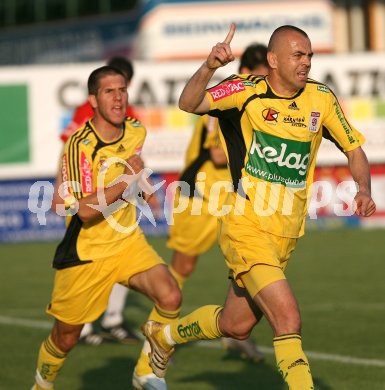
[317,85,330,93]
[61,154,71,198]
[209,80,245,101]
[80,152,93,195]
[309,111,320,133]
[333,101,356,144]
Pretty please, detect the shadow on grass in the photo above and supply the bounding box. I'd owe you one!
[79,346,333,390]
[81,356,137,390]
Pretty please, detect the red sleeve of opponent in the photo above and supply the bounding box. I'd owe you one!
[60,102,94,143]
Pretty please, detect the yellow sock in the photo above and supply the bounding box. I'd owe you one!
[170,305,223,344]
[34,335,67,389]
[169,265,186,289]
[135,305,180,376]
[274,334,314,390]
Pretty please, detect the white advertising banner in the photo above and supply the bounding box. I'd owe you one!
[135,0,334,59]
[0,52,384,179]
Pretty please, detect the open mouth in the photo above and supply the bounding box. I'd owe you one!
[297,71,308,81]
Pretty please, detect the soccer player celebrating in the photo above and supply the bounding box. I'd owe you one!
[54,56,140,346]
[141,24,376,389]
[31,66,181,390]
[167,43,269,363]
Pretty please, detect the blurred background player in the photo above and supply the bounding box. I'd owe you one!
[53,56,140,346]
[167,43,268,362]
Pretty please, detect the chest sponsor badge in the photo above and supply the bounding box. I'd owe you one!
[309,111,320,133]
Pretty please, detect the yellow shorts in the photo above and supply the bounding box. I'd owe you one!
[218,210,298,298]
[167,194,219,256]
[47,228,164,325]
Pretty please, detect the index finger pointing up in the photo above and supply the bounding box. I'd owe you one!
[223,23,236,44]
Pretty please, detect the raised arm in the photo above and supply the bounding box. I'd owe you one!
[345,147,376,217]
[179,23,236,114]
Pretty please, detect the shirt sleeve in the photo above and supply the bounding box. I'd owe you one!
[205,75,248,115]
[322,92,365,152]
[61,138,93,205]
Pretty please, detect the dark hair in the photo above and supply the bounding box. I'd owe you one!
[107,56,134,81]
[239,43,268,72]
[268,25,309,51]
[87,65,127,95]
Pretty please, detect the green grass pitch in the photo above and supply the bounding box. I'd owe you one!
[0,228,384,389]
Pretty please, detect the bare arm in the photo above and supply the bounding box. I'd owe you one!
[54,154,145,223]
[179,23,236,114]
[345,147,376,217]
[76,154,145,223]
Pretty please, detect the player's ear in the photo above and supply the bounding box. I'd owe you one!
[88,94,97,109]
[267,51,277,69]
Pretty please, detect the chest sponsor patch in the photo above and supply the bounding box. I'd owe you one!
[209,80,245,101]
[309,111,320,133]
[246,130,310,188]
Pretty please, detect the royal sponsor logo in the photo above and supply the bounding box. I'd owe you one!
[317,85,330,93]
[262,108,279,122]
[177,321,202,338]
[209,80,245,101]
[246,130,310,188]
[80,152,93,194]
[283,115,306,128]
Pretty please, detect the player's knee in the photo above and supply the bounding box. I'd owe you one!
[159,287,182,310]
[53,332,79,353]
[222,326,251,340]
[219,317,252,339]
[273,312,302,335]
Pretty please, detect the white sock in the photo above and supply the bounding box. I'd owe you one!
[35,370,54,389]
[164,324,176,346]
[101,284,129,328]
[80,322,93,338]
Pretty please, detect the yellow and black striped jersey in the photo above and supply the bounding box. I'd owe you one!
[53,117,146,269]
[180,115,230,200]
[206,75,365,238]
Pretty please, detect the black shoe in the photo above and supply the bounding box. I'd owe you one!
[100,323,141,344]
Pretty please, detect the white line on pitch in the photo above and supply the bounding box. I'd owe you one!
[1,315,384,368]
[195,341,385,368]
[0,315,52,329]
